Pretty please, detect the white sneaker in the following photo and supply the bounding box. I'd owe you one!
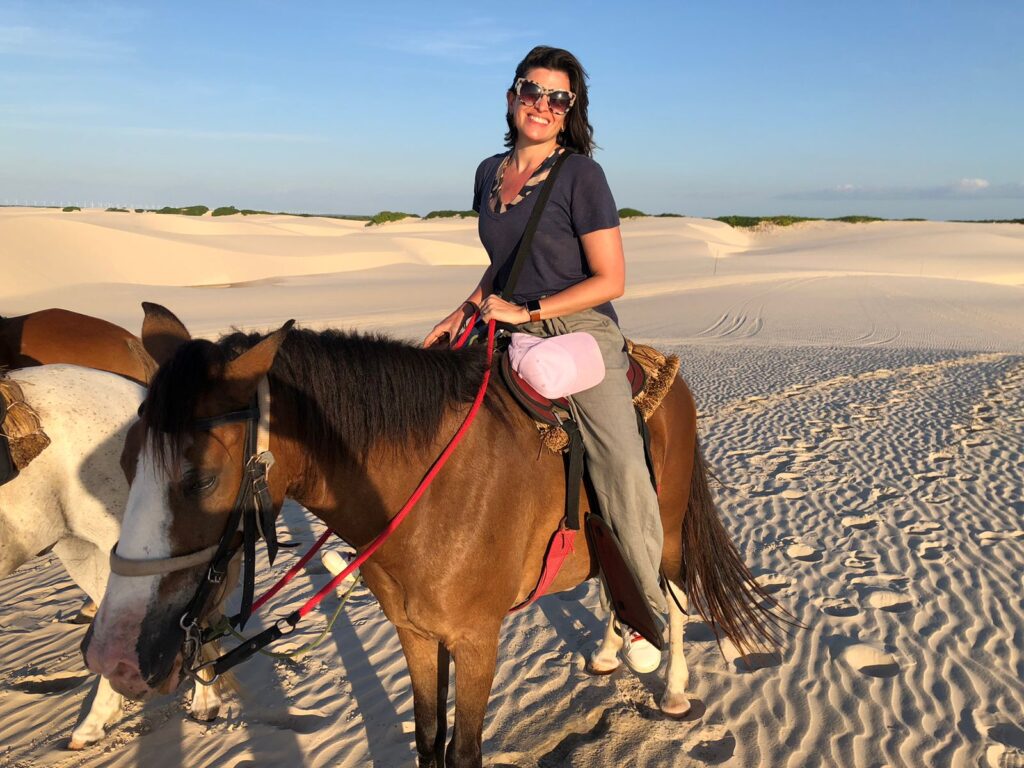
[621,629,661,674]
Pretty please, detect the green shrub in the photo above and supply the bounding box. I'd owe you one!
[106,207,128,212]
[424,209,478,219]
[366,211,419,226]
[212,206,240,217]
[655,212,684,218]
[134,208,144,213]
[154,205,209,216]
[832,215,885,224]
[62,206,81,212]
[618,207,646,219]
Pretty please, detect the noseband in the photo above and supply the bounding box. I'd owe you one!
[108,377,279,677]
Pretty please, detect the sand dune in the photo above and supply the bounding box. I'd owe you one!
[1,209,1022,767]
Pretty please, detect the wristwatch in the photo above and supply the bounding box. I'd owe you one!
[525,299,542,323]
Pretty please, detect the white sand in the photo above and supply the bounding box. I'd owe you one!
[1,208,1023,767]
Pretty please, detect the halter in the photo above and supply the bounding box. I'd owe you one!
[108,377,279,679]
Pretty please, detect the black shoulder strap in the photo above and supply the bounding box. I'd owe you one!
[499,148,573,301]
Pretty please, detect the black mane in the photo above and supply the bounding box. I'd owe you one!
[143,327,491,469]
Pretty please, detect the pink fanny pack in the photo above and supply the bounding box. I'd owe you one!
[508,332,606,399]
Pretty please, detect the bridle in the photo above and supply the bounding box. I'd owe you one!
[108,377,279,682]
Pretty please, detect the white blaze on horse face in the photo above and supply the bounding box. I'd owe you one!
[90,443,177,675]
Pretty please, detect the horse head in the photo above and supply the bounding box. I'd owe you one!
[83,304,293,699]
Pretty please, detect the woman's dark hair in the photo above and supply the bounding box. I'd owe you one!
[504,46,596,157]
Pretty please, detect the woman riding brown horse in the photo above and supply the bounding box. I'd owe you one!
[84,304,782,768]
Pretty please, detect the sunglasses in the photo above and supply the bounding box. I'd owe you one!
[514,78,576,116]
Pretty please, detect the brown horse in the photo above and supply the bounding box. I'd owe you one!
[0,308,156,385]
[84,304,781,768]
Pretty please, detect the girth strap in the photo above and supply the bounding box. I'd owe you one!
[563,419,584,531]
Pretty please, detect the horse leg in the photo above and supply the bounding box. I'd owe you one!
[586,613,623,674]
[188,668,223,722]
[446,632,499,768]
[397,627,448,768]
[68,676,123,749]
[660,580,691,717]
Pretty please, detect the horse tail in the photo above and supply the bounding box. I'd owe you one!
[679,438,793,656]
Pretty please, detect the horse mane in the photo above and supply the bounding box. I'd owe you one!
[143,327,491,470]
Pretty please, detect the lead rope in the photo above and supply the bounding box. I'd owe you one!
[199,320,497,680]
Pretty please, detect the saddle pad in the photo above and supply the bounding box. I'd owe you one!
[530,340,680,454]
[0,376,51,473]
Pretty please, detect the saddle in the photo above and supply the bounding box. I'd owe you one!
[0,375,51,486]
[499,340,680,648]
[501,339,680,453]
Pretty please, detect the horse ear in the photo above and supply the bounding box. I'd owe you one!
[223,320,295,402]
[141,303,191,366]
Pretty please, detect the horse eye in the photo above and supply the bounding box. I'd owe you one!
[181,470,216,496]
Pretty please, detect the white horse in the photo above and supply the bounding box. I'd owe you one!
[0,364,224,749]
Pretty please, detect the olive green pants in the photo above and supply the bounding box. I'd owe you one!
[520,309,667,616]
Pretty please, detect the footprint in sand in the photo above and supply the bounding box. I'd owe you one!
[916,540,950,562]
[865,590,913,613]
[987,744,1024,768]
[821,597,859,618]
[843,550,879,569]
[684,725,736,764]
[842,514,881,531]
[780,489,807,500]
[786,543,821,562]
[755,573,791,595]
[979,530,1024,545]
[920,493,953,504]
[928,451,954,462]
[903,521,942,536]
[867,486,901,503]
[839,643,900,678]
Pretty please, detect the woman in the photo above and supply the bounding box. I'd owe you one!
[424,46,665,673]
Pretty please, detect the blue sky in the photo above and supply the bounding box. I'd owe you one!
[1,1,1021,219]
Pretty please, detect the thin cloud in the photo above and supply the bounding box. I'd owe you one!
[0,119,325,143]
[380,18,526,61]
[0,23,132,59]
[781,179,1024,201]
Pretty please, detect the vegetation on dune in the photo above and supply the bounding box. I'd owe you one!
[62,206,81,212]
[717,214,898,228]
[134,208,145,213]
[154,205,209,216]
[366,211,419,226]
[952,218,1024,224]
[424,210,478,219]
[212,206,241,216]
[618,207,647,219]
[105,207,129,213]
[655,212,684,218]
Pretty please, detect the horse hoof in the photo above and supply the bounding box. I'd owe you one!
[659,696,693,720]
[584,657,620,676]
[67,735,95,751]
[189,704,220,723]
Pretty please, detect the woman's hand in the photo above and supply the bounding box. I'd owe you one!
[480,295,529,325]
[423,307,467,348]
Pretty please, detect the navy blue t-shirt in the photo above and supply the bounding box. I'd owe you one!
[472,152,621,323]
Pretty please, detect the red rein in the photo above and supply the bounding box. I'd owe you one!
[247,315,492,623]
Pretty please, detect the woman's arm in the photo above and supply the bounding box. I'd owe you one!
[422,263,496,347]
[479,226,625,323]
